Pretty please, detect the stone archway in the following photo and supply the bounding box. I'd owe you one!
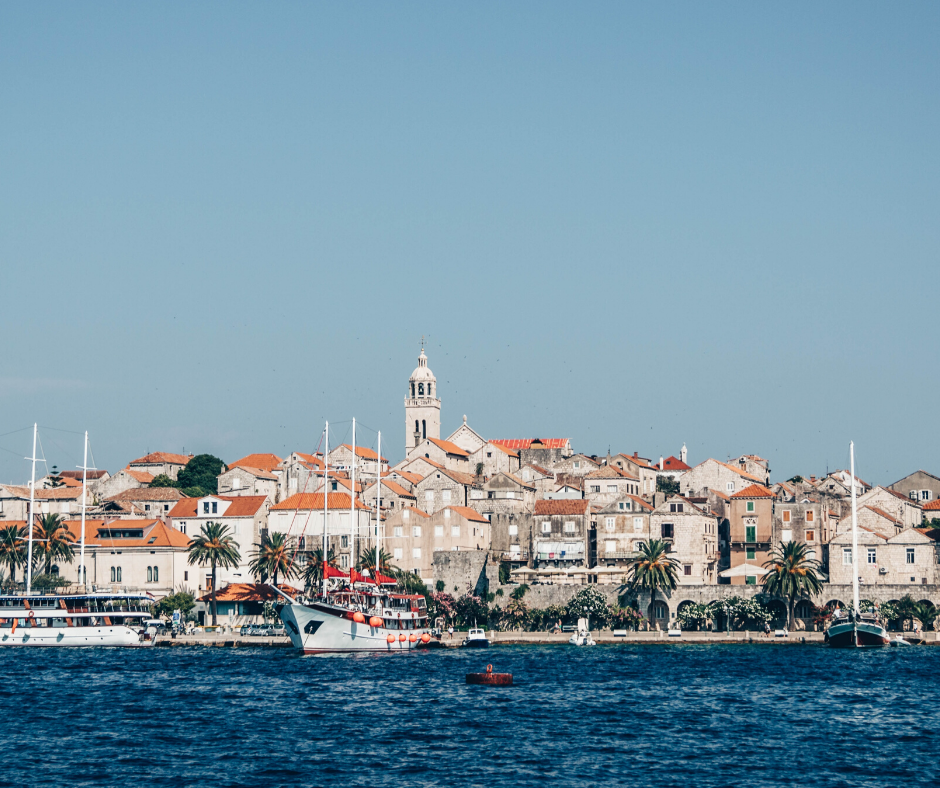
[767,599,787,628]
[648,599,669,629]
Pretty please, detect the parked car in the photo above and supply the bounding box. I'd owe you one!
[270,625,286,636]
[238,625,252,636]
[251,625,274,636]
[143,619,168,635]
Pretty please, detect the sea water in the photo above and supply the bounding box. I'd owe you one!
[2,643,937,787]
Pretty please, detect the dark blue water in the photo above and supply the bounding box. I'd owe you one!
[3,643,938,787]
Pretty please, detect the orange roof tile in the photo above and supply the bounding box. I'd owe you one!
[659,456,691,472]
[585,466,637,480]
[625,494,653,511]
[402,506,430,518]
[198,583,301,603]
[924,499,940,511]
[229,453,283,472]
[492,439,569,450]
[337,445,388,462]
[64,518,191,548]
[714,460,765,483]
[488,442,519,458]
[534,499,590,516]
[106,487,189,502]
[60,470,108,480]
[864,505,901,525]
[445,506,488,523]
[271,492,370,511]
[730,484,775,499]
[392,470,423,486]
[381,480,415,498]
[34,487,85,500]
[130,452,192,466]
[124,468,155,484]
[427,438,470,457]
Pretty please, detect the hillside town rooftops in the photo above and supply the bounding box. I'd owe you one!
[534,499,590,516]
[659,456,691,471]
[730,484,775,499]
[491,438,570,451]
[229,453,283,472]
[129,452,193,466]
[124,469,155,484]
[446,506,489,523]
[271,492,370,511]
[427,438,470,457]
[106,487,189,502]
[336,444,388,462]
[60,470,108,480]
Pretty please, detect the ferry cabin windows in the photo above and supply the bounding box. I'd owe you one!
[746,501,755,513]
[843,548,853,565]
[907,548,915,564]
[745,526,756,542]
[867,548,877,564]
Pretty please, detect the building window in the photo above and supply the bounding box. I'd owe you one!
[921,490,931,501]
[727,482,735,492]
[683,565,692,576]
[451,525,460,537]
[486,452,492,458]
[412,548,421,560]
[607,485,617,493]
[781,530,792,543]
[745,575,756,585]
[425,491,434,504]
[669,503,684,513]
[394,526,403,537]
[907,548,915,564]
[618,502,624,511]
[605,540,616,553]
[442,489,452,502]
[564,521,576,533]
[147,567,152,583]
[662,523,674,539]
[340,555,349,569]
[413,526,421,537]
[434,525,444,537]
[508,524,518,536]
[422,420,426,439]
[179,523,186,534]
[542,522,551,534]
[590,486,601,493]
[184,571,188,581]
[867,548,876,564]
[393,548,403,560]
[805,530,815,542]
[444,509,450,519]
[145,504,151,511]
[806,510,815,523]
[203,502,210,514]
[605,517,615,532]
[783,510,791,523]
[745,525,756,542]
[573,461,580,470]
[633,517,643,533]
[746,501,755,513]
[211,502,218,514]
[843,548,853,565]
[746,548,755,560]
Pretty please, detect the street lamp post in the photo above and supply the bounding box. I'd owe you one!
[724,604,730,635]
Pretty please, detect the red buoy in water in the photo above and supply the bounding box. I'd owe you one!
[466,664,512,686]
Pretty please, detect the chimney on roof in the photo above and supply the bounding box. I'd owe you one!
[659,456,664,471]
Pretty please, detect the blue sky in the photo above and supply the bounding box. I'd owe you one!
[1,3,938,484]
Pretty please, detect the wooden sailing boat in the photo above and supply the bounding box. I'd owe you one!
[824,442,890,648]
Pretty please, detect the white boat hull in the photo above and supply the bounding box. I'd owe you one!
[280,602,428,654]
[0,625,153,647]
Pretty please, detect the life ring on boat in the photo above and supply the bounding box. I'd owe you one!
[369,616,383,628]
[398,633,406,642]
[27,611,35,624]
[352,612,365,624]
[386,634,395,644]
[409,634,417,643]
[421,633,431,643]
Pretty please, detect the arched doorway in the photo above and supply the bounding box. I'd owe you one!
[647,600,669,629]
[767,600,787,628]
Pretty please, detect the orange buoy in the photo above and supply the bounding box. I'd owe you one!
[369,616,383,628]
[386,634,395,644]
[398,633,406,642]
[466,664,513,686]
[421,633,430,643]
[352,612,365,624]
[409,633,417,643]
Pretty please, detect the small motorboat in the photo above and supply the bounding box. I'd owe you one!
[462,627,490,648]
[568,618,596,647]
[890,635,914,647]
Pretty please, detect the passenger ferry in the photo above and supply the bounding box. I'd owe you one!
[0,591,157,647]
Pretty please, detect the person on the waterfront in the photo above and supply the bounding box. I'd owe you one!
[763,621,771,638]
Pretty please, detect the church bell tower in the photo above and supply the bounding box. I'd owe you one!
[405,342,441,455]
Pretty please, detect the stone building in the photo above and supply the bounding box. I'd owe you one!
[128,452,193,481]
[404,346,441,454]
[100,488,189,522]
[773,498,826,563]
[407,437,471,473]
[516,463,556,495]
[649,495,718,585]
[583,466,641,508]
[383,505,490,582]
[551,454,599,478]
[610,453,659,497]
[680,458,766,498]
[469,441,521,478]
[490,439,571,470]
[533,499,591,568]
[445,417,487,455]
[468,472,536,518]
[837,505,903,539]
[277,452,323,500]
[95,468,154,501]
[725,484,775,585]
[730,455,771,486]
[828,527,939,587]
[595,495,652,566]
[327,444,388,476]
[856,486,923,529]
[654,453,691,485]
[487,512,534,567]
[889,470,940,505]
[217,465,278,500]
[360,477,417,515]
[413,467,475,515]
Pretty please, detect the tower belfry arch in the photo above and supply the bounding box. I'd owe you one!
[405,342,441,455]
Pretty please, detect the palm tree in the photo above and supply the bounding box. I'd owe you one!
[248,532,293,587]
[187,522,241,626]
[357,547,394,579]
[0,525,26,585]
[623,539,680,625]
[31,514,74,575]
[761,541,823,629]
[302,547,338,590]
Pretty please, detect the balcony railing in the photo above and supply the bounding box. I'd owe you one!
[536,552,584,561]
[604,551,641,560]
[500,551,529,560]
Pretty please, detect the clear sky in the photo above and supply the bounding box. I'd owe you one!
[1,3,938,485]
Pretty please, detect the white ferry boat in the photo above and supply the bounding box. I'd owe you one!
[0,591,157,647]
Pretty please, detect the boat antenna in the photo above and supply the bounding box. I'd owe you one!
[25,423,38,595]
[350,417,356,581]
[850,441,859,617]
[78,430,90,590]
[322,421,329,598]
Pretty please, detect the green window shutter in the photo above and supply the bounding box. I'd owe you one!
[745,575,757,585]
[746,548,755,560]
[746,525,756,542]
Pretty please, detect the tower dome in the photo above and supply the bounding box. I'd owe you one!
[405,345,441,454]
[410,349,436,384]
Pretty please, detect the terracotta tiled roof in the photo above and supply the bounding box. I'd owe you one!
[106,487,189,502]
[714,460,765,484]
[659,456,691,472]
[229,453,283,472]
[0,485,32,498]
[198,583,301,603]
[60,470,108,480]
[617,453,654,469]
[924,499,940,511]
[427,438,470,457]
[64,518,191,548]
[56,477,84,488]
[864,505,901,526]
[34,487,85,500]
[336,445,388,462]
[730,484,775,499]
[402,506,430,518]
[491,439,570,450]
[523,464,552,477]
[856,525,888,540]
[125,469,155,484]
[130,452,192,466]
[711,490,731,502]
[488,442,519,458]
[392,470,423,486]
[271,492,369,511]
[585,466,636,480]
[381,480,415,498]
[445,506,488,523]
[438,469,476,486]
[625,494,653,511]
[407,457,445,470]
[534,499,590,516]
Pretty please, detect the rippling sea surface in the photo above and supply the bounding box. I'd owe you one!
[4,643,939,787]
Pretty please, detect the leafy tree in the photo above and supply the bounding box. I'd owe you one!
[187,521,241,626]
[676,602,712,631]
[710,596,772,630]
[181,486,206,498]
[656,477,680,495]
[0,525,26,584]
[510,583,529,601]
[302,547,338,590]
[761,541,824,628]
[896,595,920,631]
[435,580,445,593]
[357,547,395,579]
[31,573,70,590]
[394,569,429,596]
[498,561,511,585]
[248,532,293,586]
[427,591,456,625]
[609,605,645,631]
[454,592,488,629]
[153,590,196,621]
[501,598,529,631]
[566,586,610,628]
[623,539,679,620]
[914,601,938,632]
[878,600,899,628]
[31,514,74,575]
[788,475,804,484]
[150,474,179,489]
[177,454,226,496]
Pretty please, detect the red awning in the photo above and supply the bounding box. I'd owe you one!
[324,566,349,578]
